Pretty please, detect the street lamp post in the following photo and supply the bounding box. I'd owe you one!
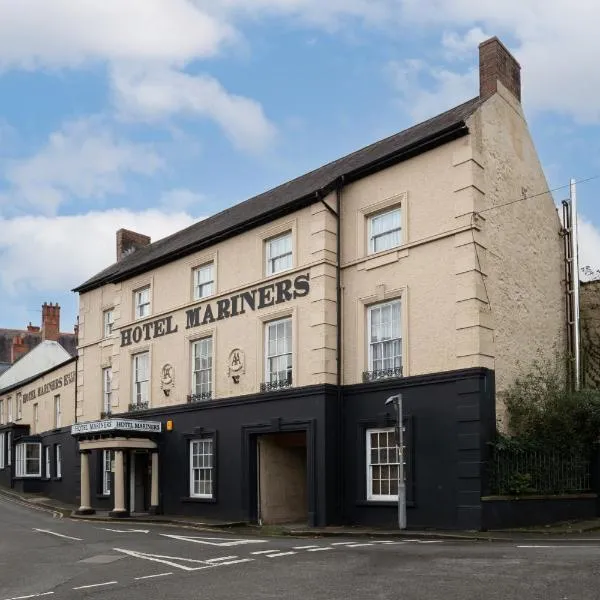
[385,394,406,529]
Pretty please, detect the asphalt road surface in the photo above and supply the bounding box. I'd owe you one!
[1,496,600,600]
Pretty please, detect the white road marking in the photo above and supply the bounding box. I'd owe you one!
[330,542,355,546]
[218,558,254,566]
[32,529,82,541]
[4,593,54,600]
[375,541,406,544]
[251,550,279,555]
[345,543,374,547]
[416,541,444,544]
[205,556,238,563]
[293,545,321,549]
[72,582,117,590]
[115,548,214,572]
[517,545,594,549]
[307,547,333,552]
[160,534,266,547]
[134,573,173,580]
[266,552,296,558]
[101,528,149,534]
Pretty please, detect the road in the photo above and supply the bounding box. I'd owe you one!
[1,496,600,600]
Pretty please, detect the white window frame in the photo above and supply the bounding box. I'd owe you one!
[191,337,213,398]
[15,442,41,478]
[54,395,61,429]
[103,309,114,337]
[33,403,39,433]
[189,438,214,499]
[193,263,215,300]
[265,317,293,385]
[0,433,5,469]
[366,428,400,501]
[134,286,151,320]
[45,446,51,479]
[132,352,150,407]
[55,445,62,479]
[103,450,112,496]
[7,397,12,423]
[368,207,402,254]
[103,367,112,415]
[265,231,293,276]
[367,300,402,376]
[0,399,4,425]
[7,432,11,466]
[16,395,22,421]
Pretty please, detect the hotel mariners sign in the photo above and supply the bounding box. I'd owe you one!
[20,370,76,404]
[72,418,162,435]
[120,273,310,347]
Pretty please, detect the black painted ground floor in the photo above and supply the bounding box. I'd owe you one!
[0,367,497,530]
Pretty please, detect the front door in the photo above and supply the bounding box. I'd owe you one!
[131,451,150,513]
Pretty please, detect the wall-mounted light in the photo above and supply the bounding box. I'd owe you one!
[166,420,173,432]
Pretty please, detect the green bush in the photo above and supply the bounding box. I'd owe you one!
[501,354,600,452]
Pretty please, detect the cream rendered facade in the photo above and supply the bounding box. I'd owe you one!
[75,80,564,425]
[0,359,76,433]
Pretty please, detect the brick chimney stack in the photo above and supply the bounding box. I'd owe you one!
[479,37,521,102]
[116,229,151,262]
[42,302,60,342]
[11,335,28,363]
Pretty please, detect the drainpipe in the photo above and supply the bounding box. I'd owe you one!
[74,354,78,424]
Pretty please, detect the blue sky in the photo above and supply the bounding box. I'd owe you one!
[0,1,599,332]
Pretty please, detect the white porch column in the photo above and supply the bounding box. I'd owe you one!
[109,449,128,518]
[75,450,95,515]
[149,451,159,515]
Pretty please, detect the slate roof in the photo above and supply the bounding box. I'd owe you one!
[0,329,77,365]
[0,341,73,393]
[74,96,482,294]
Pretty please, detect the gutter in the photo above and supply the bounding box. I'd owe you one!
[73,121,470,293]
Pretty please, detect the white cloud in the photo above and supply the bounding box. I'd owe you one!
[442,27,490,59]
[386,59,477,122]
[111,68,277,154]
[391,0,600,123]
[1,118,162,216]
[160,188,206,213]
[0,209,197,297]
[579,217,600,279]
[0,0,233,70]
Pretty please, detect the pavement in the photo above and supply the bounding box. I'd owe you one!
[2,487,600,541]
[2,493,600,600]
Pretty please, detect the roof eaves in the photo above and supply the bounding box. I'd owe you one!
[74,100,478,294]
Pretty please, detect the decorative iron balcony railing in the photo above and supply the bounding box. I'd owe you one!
[362,367,403,383]
[128,401,149,412]
[260,375,293,392]
[187,391,213,403]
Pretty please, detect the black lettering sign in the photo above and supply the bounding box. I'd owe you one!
[258,284,275,309]
[275,279,293,303]
[293,273,310,298]
[217,299,231,320]
[186,307,201,329]
[120,273,311,346]
[201,304,215,325]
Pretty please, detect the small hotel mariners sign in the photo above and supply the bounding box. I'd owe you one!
[71,419,162,435]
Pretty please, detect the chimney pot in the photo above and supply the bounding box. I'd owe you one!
[42,302,61,341]
[11,335,28,363]
[479,36,521,102]
[116,228,151,262]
